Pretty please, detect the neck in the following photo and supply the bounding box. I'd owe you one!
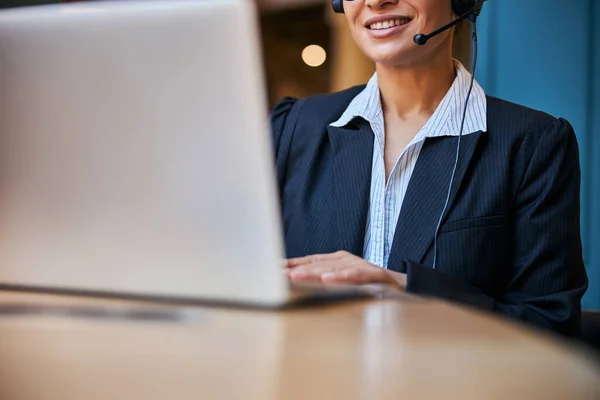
[376,51,456,121]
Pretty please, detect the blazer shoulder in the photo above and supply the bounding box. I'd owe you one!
[486,96,579,195]
[297,85,366,122]
[486,95,572,138]
[269,85,366,177]
[271,85,366,132]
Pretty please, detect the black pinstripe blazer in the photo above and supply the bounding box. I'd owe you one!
[270,86,588,337]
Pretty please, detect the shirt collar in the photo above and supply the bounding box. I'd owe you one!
[329,60,487,137]
[330,72,382,128]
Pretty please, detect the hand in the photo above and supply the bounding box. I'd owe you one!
[284,251,406,290]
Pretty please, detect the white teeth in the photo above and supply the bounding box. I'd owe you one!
[369,18,410,30]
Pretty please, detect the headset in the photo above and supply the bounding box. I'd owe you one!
[330,0,486,269]
[332,1,483,45]
[333,0,479,19]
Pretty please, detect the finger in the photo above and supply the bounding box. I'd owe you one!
[287,260,348,281]
[287,266,322,281]
[285,251,349,268]
[321,266,388,285]
[285,251,348,268]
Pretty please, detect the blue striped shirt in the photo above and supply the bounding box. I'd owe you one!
[330,60,487,268]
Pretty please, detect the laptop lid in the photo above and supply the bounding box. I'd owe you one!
[0,0,288,305]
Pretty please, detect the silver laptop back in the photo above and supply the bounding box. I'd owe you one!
[0,0,288,305]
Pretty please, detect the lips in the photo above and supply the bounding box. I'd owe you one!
[367,17,412,30]
[363,15,414,39]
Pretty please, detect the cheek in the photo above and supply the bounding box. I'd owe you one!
[346,23,370,52]
[343,5,361,28]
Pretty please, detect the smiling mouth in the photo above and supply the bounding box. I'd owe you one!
[367,18,412,30]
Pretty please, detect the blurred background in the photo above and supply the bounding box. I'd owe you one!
[1,0,599,311]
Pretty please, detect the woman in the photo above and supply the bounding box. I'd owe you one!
[270,0,588,337]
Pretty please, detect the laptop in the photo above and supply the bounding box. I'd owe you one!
[0,0,387,306]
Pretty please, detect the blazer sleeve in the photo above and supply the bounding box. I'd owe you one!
[405,117,588,338]
[269,97,300,191]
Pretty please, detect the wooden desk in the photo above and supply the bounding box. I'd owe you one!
[0,291,598,400]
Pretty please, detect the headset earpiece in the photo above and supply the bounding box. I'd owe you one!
[332,0,345,14]
[451,0,476,17]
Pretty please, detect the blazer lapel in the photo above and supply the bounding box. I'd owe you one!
[388,131,484,271]
[327,120,374,256]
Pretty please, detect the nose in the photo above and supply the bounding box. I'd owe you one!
[364,0,399,10]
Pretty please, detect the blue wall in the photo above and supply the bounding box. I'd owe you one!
[477,0,600,310]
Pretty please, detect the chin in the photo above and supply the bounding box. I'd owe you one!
[365,46,417,67]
